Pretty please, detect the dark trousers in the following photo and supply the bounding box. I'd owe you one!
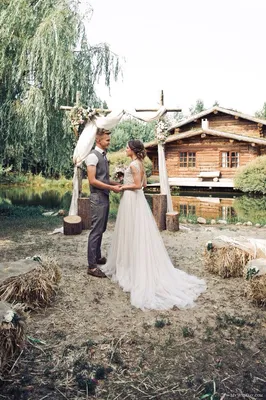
[87,192,109,267]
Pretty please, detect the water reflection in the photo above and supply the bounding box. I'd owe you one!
[172,195,236,220]
[172,192,266,223]
[1,186,266,224]
[0,186,82,210]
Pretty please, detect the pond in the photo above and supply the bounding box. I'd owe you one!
[1,185,266,224]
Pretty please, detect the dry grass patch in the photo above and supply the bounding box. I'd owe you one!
[0,256,61,309]
[204,240,254,278]
[0,302,26,373]
[245,259,266,306]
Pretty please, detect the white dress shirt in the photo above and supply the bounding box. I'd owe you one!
[85,146,106,166]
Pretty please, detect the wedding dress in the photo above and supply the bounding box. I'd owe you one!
[101,160,206,310]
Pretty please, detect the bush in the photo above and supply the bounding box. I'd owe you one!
[233,195,266,224]
[234,155,266,194]
[108,151,153,179]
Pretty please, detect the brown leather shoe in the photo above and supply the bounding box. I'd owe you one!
[96,257,107,265]
[87,267,107,278]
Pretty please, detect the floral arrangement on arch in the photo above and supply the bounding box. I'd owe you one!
[155,119,170,144]
[69,106,97,135]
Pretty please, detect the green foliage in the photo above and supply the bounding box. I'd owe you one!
[109,119,156,152]
[189,99,205,115]
[0,200,44,218]
[0,165,12,177]
[234,155,266,194]
[233,195,266,224]
[255,102,266,119]
[154,319,171,328]
[0,0,120,177]
[181,326,194,338]
[108,150,153,178]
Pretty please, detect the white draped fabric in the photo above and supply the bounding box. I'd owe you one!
[68,106,173,216]
[158,143,173,212]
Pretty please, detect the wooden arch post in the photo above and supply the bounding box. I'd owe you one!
[60,92,112,233]
[135,90,181,231]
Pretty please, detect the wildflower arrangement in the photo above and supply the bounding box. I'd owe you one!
[155,119,170,144]
[69,106,97,130]
[113,165,126,183]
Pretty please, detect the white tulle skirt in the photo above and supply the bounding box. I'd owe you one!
[101,189,206,310]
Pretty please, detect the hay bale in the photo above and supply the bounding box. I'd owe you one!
[204,240,254,278]
[0,256,61,309]
[244,259,266,306]
[0,301,26,373]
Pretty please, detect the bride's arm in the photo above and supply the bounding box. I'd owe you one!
[142,173,147,188]
[121,164,142,191]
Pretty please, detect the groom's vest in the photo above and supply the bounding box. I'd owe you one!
[89,149,110,196]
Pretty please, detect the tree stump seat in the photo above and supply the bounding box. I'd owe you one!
[78,197,91,230]
[63,215,82,235]
[166,212,179,231]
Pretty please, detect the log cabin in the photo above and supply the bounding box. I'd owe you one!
[145,106,266,189]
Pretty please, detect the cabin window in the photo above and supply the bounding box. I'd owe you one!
[179,152,196,167]
[152,156,159,172]
[221,152,239,168]
[179,204,196,216]
[221,206,237,220]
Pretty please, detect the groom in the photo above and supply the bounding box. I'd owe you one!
[86,128,121,278]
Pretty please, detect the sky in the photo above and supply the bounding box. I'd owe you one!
[85,0,266,117]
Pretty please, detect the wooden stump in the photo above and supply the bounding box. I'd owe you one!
[63,215,82,235]
[152,194,167,231]
[166,212,179,232]
[77,167,83,197]
[78,197,91,230]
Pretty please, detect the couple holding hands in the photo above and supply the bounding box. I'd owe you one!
[86,128,206,311]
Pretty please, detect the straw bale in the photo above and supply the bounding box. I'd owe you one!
[0,301,26,373]
[204,240,254,278]
[244,259,266,306]
[0,256,61,309]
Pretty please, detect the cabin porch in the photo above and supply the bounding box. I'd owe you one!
[147,177,234,190]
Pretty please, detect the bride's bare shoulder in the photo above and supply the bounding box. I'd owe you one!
[130,160,141,171]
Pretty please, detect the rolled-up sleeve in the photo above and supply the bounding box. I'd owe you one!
[85,153,98,166]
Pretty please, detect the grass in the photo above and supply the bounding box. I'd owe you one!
[0,172,74,188]
[0,202,63,238]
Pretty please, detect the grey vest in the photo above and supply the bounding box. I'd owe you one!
[89,149,110,196]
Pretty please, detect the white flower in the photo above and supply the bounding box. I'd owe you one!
[3,310,14,323]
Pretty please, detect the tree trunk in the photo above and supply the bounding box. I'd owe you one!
[78,197,91,230]
[166,212,179,232]
[63,215,82,235]
[152,194,167,231]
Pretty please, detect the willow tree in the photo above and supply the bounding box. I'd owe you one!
[0,0,120,176]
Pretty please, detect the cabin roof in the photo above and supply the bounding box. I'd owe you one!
[168,106,266,132]
[145,128,266,149]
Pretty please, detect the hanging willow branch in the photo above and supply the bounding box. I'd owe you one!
[0,0,121,176]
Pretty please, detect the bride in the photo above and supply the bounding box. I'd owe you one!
[101,139,206,310]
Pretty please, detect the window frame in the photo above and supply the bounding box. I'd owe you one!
[221,151,239,168]
[179,151,196,168]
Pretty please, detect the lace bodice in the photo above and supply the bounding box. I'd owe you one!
[124,160,142,185]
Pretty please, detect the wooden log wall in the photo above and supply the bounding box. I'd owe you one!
[165,137,259,179]
[175,113,266,138]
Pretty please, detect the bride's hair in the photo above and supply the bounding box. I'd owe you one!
[128,140,146,160]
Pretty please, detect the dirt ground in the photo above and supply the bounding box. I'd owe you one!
[0,221,266,400]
